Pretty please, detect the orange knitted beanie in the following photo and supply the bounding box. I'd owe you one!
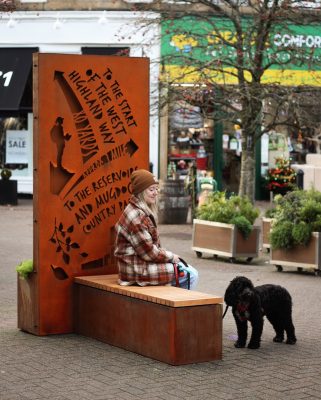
[131,169,159,195]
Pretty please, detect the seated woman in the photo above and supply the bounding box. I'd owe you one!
[114,169,198,290]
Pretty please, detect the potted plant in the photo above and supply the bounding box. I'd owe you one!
[265,157,297,196]
[0,167,18,205]
[16,259,38,332]
[270,189,321,275]
[192,192,260,262]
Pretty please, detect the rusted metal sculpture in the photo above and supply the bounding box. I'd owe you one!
[18,53,149,335]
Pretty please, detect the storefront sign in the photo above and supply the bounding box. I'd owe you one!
[162,17,321,86]
[0,48,38,110]
[5,130,29,164]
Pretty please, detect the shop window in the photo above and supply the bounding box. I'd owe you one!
[168,99,214,180]
[0,116,28,171]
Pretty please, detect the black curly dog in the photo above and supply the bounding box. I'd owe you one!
[224,276,297,349]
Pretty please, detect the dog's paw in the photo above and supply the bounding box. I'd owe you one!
[286,337,297,345]
[247,342,260,349]
[273,336,284,343]
[234,342,246,348]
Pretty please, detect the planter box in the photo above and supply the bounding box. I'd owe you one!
[17,274,39,335]
[192,219,260,262]
[271,232,321,275]
[262,218,272,251]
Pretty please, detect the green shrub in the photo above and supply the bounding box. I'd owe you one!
[196,192,259,238]
[292,222,312,246]
[230,215,253,239]
[270,221,294,250]
[270,188,321,249]
[299,200,321,223]
[311,218,321,232]
[265,207,277,218]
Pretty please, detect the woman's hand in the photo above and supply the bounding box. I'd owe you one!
[172,254,180,264]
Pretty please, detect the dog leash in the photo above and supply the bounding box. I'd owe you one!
[222,305,229,319]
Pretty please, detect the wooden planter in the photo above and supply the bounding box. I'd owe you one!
[17,274,39,334]
[192,219,260,263]
[262,218,272,251]
[270,232,321,275]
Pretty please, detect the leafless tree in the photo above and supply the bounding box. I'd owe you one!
[138,0,321,201]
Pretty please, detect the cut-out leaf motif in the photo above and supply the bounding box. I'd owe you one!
[62,252,70,265]
[51,264,69,280]
[50,219,89,266]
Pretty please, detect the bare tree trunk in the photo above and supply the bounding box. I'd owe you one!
[239,147,256,202]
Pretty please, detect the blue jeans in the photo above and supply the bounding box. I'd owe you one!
[171,262,199,290]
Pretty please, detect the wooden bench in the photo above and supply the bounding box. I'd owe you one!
[73,274,223,365]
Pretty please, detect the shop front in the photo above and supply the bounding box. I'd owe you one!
[0,48,37,193]
[160,16,321,200]
[0,11,160,194]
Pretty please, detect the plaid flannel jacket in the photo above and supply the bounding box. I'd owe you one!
[114,196,175,286]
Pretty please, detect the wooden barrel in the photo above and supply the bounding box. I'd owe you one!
[158,180,190,224]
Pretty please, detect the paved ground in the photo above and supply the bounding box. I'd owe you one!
[1,199,321,400]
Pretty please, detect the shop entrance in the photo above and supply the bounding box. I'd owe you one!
[166,87,241,200]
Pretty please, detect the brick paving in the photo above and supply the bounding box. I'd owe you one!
[1,199,321,400]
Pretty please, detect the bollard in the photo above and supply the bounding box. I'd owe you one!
[296,169,304,189]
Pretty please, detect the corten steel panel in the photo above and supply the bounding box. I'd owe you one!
[74,284,222,365]
[193,223,233,252]
[31,53,149,335]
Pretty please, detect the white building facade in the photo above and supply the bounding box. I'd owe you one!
[0,10,160,193]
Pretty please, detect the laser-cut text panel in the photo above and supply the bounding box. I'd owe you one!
[33,54,149,334]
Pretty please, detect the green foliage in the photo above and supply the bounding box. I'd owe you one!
[265,207,277,218]
[270,221,294,250]
[311,218,321,232]
[299,200,321,223]
[230,215,252,239]
[196,192,259,238]
[270,188,321,250]
[16,259,33,279]
[292,222,312,246]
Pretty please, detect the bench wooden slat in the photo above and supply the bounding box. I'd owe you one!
[74,274,222,307]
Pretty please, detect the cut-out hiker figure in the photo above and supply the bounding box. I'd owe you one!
[50,117,71,169]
